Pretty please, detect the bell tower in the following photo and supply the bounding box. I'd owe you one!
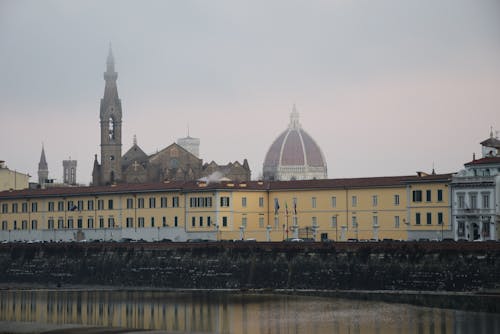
[99,45,122,184]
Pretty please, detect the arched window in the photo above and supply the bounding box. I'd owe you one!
[108,117,115,140]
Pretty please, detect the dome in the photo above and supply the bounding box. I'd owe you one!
[263,105,327,181]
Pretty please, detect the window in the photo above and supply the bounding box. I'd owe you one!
[31,202,38,212]
[31,220,37,230]
[162,216,167,226]
[199,216,203,227]
[415,213,421,225]
[172,196,179,207]
[259,216,264,228]
[12,203,18,213]
[412,190,422,202]
[394,216,400,228]
[58,219,64,229]
[161,197,167,208]
[149,197,156,209]
[426,212,432,225]
[192,217,196,227]
[126,198,133,209]
[22,202,28,213]
[242,216,247,228]
[331,196,337,208]
[457,221,465,237]
[372,195,378,207]
[331,216,337,228]
[458,194,465,209]
[98,217,104,228]
[437,212,443,225]
[1,221,7,230]
[13,220,17,230]
[126,217,133,228]
[220,197,230,207]
[352,216,357,228]
[48,202,55,212]
[373,216,378,227]
[394,195,400,206]
[1,204,7,213]
[207,216,211,227]
[108,217,114,228]
[174,216,178,227]
[426,190,432,202]
[312,216,317,227]
[223,216,228,227]
[88,218,94,229]
[88,200,94,211]
[482,193,490,209]
[68,218,74,229]
[259,197,264,208]
[242,197,247,207]
[48,219,54,229]
[58,201,64,211]
[77,201,83,211]
[190,197,213,208]
[108,199,114,210]
[21,220,28,230]
[351,196,357,207]
[138,217,144,227]
[312,197,317,208]
[469,193,477,209]
[97,200,104,210]
[138,198,144,208]
[437,190,443,202]
[67,201,74,211]
[77,218,83,229]
[151,217,155,227]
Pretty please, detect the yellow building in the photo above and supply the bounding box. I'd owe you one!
[0,161,30,191]
[0,174,452,242]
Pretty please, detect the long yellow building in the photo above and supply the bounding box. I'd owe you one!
[0,173,452,242]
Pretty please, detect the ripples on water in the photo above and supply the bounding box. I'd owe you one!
[0,290,499,333]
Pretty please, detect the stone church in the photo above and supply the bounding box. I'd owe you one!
[92,47,250,186]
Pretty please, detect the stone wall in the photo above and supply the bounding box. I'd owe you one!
[0,242,499,292]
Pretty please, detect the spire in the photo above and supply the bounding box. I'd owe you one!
[289,104,301,130]
[106,43,115,73]
[491,126,494,138]
[38,144,48,170]
[133,134,137,146]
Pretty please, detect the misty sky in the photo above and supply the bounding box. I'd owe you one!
[1,0,499,184]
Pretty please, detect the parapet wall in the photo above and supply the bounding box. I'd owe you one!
[0,242,499,292]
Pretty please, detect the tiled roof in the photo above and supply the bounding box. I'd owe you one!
[464,157,500,166]
[0,174,453,199]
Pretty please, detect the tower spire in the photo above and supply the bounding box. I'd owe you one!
[38,144,49,187]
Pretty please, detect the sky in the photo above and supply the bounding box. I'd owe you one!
[1,0,499,185]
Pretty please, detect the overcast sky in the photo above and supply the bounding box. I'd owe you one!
[1,0,499,185]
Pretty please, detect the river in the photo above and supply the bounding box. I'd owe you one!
[0,289,499,333]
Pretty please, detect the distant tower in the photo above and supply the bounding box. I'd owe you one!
[177,125,200,157]
[38,145,49,187]
[94,45,123,185]
[63,158,77,185]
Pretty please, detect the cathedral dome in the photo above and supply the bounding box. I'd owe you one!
[263,105,327,181]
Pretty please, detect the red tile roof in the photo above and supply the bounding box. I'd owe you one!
[464,157,500,166]
[0,174,453,199]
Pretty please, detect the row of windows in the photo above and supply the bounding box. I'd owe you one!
[1,196,181,214]
[412,189,444,203]
[457,193,490,210]
[415,212,444,225]
[2,216,181,230]
[190,197,212,208]
[191,216,213,227]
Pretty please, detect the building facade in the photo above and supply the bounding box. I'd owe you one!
[0,161,29,191]
[451,132,500,241]
[0,173,454,242]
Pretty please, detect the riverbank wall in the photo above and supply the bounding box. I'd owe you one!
[0,241,499,293]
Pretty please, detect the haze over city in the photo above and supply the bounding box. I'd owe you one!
[1,0,499,184]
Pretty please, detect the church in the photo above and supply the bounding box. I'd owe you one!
[92,47,250,186]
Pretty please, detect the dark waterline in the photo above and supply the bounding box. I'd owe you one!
[0,289,499,333]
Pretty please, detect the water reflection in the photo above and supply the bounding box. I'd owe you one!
[0,290,499,333]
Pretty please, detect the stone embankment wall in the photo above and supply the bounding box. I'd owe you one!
[0,242,499,292]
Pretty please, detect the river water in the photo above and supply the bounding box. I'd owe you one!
[0,290,499,333]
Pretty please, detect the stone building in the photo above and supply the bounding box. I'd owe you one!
[92,47,250,186]
[263,105,327,181]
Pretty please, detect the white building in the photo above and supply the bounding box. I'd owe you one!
[451,131,500,241]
